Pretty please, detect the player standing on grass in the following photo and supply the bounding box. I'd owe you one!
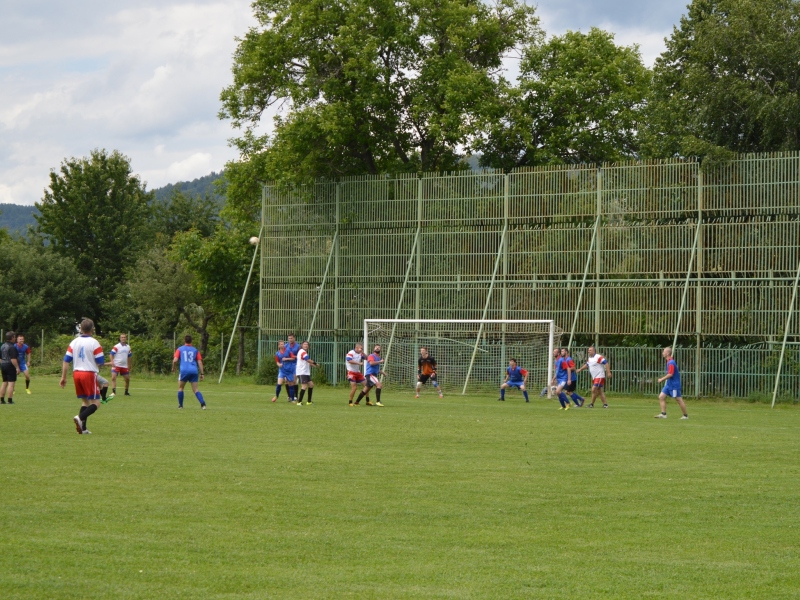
[60,319,103,434]
[172,335,206,410]
[0,332,20,404]
[110,333,132,396]
[416,347,443,398]
[564,349,585,407]
[15,334,31,395]
[346,342,367,406]
[284,333,301,402]
[353,345,387,407]
[552,348,573,410]
[575,346,610,408]
[296,341,317,406]
[499,358,530,402]
[271,340,288,402]
[655,347,688,419]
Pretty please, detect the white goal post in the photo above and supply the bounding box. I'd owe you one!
[363,319,559,396]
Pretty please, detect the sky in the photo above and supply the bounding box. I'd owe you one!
[0,0,690,206]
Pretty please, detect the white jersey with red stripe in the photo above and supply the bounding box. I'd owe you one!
[65,335,104,372]
[586,354,608,379]
[110,343,131,368]
[346,349,365,373]
[296,349,311,376]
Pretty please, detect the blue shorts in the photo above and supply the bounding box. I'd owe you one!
[279,370,296,382]
[19,363,27,372]
[507,381,524,389]
[180,372,199,383]
[556,379,568,388]
[661,385,682,398]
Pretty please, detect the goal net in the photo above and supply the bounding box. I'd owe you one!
[363,319,562,396]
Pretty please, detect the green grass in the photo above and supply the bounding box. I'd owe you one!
[1,377,799,599]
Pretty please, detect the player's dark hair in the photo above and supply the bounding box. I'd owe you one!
[510,357,517,364]
[287,332,296,338]
[80,319,93,333]
[184,334,193,344]
[5,331,15,342]
[420,346,427,352]
[15,333,24,341]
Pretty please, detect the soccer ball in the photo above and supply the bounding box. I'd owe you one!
[249,236,260,245]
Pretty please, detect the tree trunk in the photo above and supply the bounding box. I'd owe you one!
[236,327,245,375]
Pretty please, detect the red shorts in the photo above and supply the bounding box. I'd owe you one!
[347,371,365,384]
[592,377,606,387]
[74,371,100,399]
[112,367,130,375]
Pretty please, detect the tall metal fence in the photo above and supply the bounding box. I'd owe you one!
[259,153,800,397]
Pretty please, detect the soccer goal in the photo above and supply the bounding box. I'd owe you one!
[363,319,562,396]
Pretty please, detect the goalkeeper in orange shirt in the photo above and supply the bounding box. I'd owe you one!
[415,347,443,398]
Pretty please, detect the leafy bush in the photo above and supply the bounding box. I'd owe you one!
[132,338,174,374]
[254,357,278,385]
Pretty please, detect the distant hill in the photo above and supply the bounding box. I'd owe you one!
[0,204,39,235]
[152,171,225,204]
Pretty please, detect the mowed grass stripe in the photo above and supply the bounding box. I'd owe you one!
[0,377,798,598]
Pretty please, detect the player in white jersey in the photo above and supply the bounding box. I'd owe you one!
[346,342,367,406]
[110,333,132,396]
[60,319,105,434]
[296,341,318,406]
[575,346,611,408]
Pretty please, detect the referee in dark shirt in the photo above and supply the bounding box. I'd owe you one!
[0,331,20,404]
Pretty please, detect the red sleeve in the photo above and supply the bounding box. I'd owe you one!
[520,368,528,377]
[26,347,31,356]
[275,354,281,365]
[668,363,675,375]
[567,359,575,369]
[174,349,181,359]
[196,353,203,361]
[94,346,103,356]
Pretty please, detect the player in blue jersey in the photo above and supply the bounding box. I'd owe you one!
[552,348,573,410]
[171,335,206,409]
[499,358,530,402]
[283,333,301,402]
[15,334,32,395]
[271,340,291,402]
[564,350,585,407]
[656,347,688,419]
[353,345,387,407]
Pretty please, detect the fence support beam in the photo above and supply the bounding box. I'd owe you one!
[568,216,600,349]
[772,255,800,408]
[594,168,602,348]
[219,226,263,383]
[463,223,509,395]
[333,183,340,386]
[305,231,338,343]
[672,220,700,351]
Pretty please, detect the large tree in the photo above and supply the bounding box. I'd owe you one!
[644,0,800,158]
[477,28,650,169]
[220,0,539,191]
[35,149,154,318]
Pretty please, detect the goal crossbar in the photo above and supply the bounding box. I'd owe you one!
[364,319,556,396]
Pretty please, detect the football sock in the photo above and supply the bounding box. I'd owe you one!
[558,392,569,407]
[571,393,584,403]
[292,385,298,399]
[178,391,184,408]
[195,391,205,406]
[500,388,506,400]
[523,390,529,401]
[25,379,29,389]
[275,384,282,398]
[298,389,306,403]
[376,388,382,402]
[100,387,107,401]
[82,404,97,429]
[355,391,365,403]
[1,397,4,404]
[112,388,116,394]
[308,388,313,402]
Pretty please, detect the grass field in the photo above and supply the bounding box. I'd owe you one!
[1,376,799,599]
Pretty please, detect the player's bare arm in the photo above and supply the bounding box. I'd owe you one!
[171,355,179,372]
[59,360,69,388]
[198,358,205,381]
[12,357,19,374]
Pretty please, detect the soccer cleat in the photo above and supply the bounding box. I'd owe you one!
[558,406,564,410]
[297,401,303,406]
[306,400,313,405]
[365,400,374,406]
[348,401,354,407]
[564,405,570,411]
[124,391,131,396]
[7,399,13,404]
[603,404,608,408]
[82,430,92,435]
[271,397,277,403]
[438,392,443,398]
[680,415,689,420]
[587,403,594,408]
[26,389,31,395]
[73,415,83,434]
[202,405,207,410]
[376,401,384,407]
[415,394,420,398]
[497,398,505,401]
[0,399,4,404]
[655,413,667,418]
[178,406,183,409]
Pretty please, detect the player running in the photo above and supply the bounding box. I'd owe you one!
[656,347,688,419]
[575,346,611,408]
[15,334,32,395]
[110,333,132,396]
[346,343,367,406]
[416,347,443,398]
[0,332,20,404]
[172,335,206,410]
[552,348,573,410]
[564,349,585,407]
[296,341,317,406]
[499,358,530,402]
[353,345,387,407]
[60,319,103,434]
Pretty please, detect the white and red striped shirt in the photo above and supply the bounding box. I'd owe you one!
[586,354,608,379]
[346,349,365,373]
[65,336,104,372]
